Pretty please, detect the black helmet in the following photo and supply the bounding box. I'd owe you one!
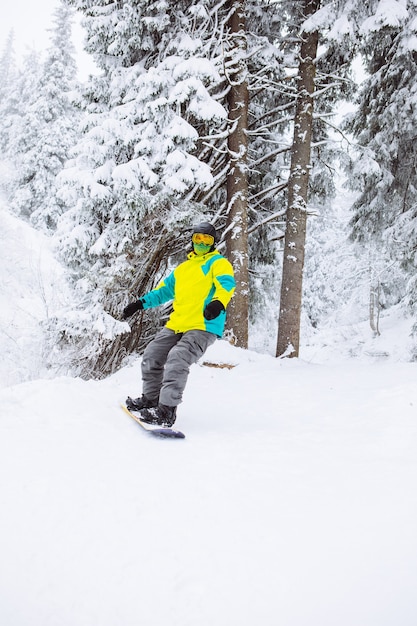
[192,221,217,243]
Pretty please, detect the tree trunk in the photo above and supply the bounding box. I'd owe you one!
[225,0,249,348]
[276,0,319,358]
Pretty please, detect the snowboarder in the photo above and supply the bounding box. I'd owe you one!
[123,222,236,427]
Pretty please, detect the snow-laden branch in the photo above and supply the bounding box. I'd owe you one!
[249,181,288,202]
[247,209,287,235]
[250,145,291,168]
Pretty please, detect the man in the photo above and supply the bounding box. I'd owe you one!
[123,222,235,427]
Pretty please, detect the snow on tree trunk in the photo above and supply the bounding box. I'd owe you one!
[276,0,319,358]
[225,0,249,348]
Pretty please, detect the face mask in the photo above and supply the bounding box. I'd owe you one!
[193,242,212,256]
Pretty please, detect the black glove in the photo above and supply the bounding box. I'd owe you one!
[203,300,224,320]
[123,299,144,319]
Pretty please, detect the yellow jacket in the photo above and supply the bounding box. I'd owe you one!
[141,249,235,336]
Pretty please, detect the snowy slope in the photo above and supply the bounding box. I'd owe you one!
[1,198,417,625]
[1,340,417,626]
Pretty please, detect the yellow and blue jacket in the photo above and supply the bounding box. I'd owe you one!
[140,249,235,337]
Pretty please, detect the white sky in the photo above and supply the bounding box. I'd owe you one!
[0,0,97,80]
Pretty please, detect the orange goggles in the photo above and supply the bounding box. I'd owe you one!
[192,233,214,246]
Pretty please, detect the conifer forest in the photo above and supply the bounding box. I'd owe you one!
[1,0,417,379]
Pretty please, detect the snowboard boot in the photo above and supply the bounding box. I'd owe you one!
[126,394,158,412]
[138,403,177,428]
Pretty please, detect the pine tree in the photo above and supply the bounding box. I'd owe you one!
[274,0,380,357]
[276,0,320,358]
[0,31,24,156]
[6,1,79,230]
[0,31,16,105]
[53,0,361,375]
[224,0,249,347]
[54,0,232,376]
[346,1,417,335]
[0,50,43,199]
[348,4,417,239]
[0,30,18,193]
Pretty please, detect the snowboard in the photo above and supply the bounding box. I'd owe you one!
[121,404,185,439]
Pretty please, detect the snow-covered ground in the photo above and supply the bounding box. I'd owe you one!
[1,202,417,625]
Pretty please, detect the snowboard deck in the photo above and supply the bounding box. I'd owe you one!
[121,404,185,439]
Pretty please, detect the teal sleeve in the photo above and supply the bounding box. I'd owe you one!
[141,272,176,309]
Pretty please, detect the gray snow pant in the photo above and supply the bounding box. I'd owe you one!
[141,327,217,407]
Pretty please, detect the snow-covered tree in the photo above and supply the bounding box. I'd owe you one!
[345,0,417,339]
[52,0,230,376]
[51,0,377,375]
[276,0,320,358]
[224,0,249,347]
[52,0,295,375]
[262,0,362,357]
[0,31,16,105]
[0,49,43,200]
[0,31,23,155]
[0,30,18,192]
[347,2,417,238]
[7,1,79,230]
[273,0,406,357]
